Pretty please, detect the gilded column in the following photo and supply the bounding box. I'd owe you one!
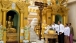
[63,15,66,25]
[2,8,7,43]
[20,10,24,42]
[41,7,47,38]
[23,3,29,27]
[52,14,55,23]
[23,3,30,40]
[42,7,47,23]
[47,9,52,25]
[65,13,68,23]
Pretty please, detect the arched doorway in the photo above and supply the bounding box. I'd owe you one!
[55,15,62,24]
[6,10,20,43]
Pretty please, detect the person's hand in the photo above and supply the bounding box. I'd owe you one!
[59,32,62,35]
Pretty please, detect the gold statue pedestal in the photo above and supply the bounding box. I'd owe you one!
[6,28,17,42]
[7,33,17,42]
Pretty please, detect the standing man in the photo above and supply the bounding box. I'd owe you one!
[68,23,74,43]
[58,21,64,43]
[64,23,70,43]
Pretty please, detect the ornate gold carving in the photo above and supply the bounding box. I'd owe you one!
[16,2,25,10]
[1,0,12,8]
[58,6,68,15]
[51,0,56,5]
[20,10,24,14]
[58,0,63,4]
[47,9,52,13]
[51,5,59,14]
[1,8,9,11]
[0,0,1,3]
[16,1,29,10]
[59,0,68,4]
[42,7,47,15]
[7,33,17,41]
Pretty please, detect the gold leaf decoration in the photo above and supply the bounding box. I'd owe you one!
[16,1,26,10]
[1,0,12,8]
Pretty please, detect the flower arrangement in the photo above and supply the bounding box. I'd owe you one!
[24,25,30,40]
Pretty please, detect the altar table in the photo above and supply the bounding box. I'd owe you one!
[44,34,58,43]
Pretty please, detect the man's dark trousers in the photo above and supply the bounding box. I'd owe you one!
[58,33,64,43]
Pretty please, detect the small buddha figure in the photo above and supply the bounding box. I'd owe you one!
[6,16,16,33]
[6,16,13,28]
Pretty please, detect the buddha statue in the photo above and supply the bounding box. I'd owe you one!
[6,16,16,33]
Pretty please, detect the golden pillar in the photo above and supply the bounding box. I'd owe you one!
[23,5,30,40]
[52,14,55,23]
[63,15,66,25]
[20,10,24,42]
[42,15,46,38]
[47,9,52,25]
[65,13,68,23]
[2,8,7,43]
[23,4,29,27]
[41,7,47,38]
[42,7,47,23]
[42,15,46,23]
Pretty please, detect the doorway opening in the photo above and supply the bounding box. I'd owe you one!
[6,10,20,43]
[55,15,62,24]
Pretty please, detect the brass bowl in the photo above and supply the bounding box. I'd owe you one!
[48,30,56,34]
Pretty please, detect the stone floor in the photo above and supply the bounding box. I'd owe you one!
[74,42,76,43]
[31,41,76,43]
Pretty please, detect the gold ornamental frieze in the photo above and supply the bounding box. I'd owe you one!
[0,0,1,3]
[42,7,47,15]
[16,1,27,10]
[51,5,60,14]
[1,0,12,8]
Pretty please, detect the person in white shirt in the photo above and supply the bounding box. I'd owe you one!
[64,23,70,43]
[51,22,59,43]
[58,21,64,43]
[51,22,59,33]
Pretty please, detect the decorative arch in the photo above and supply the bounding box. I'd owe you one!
[6,10,20,29]
[6,10,20,42]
